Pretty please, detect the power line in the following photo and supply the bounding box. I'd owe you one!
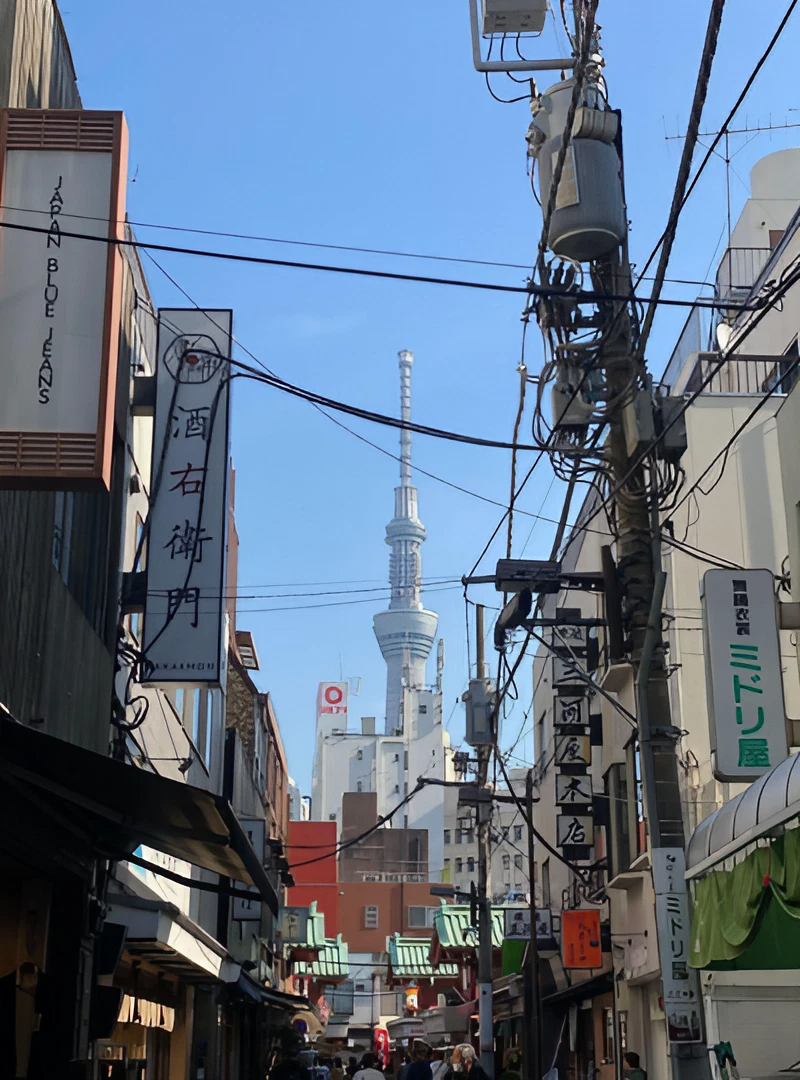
[0,217,750,311]
[638,0,727,354]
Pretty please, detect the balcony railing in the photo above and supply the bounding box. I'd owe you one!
[684,352,799,396]
[715,246,771,304]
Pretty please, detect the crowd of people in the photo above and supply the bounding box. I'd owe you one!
[270,1042,524,1080]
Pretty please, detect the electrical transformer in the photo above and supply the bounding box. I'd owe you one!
[481,0,548,34]
[530,77,627,263]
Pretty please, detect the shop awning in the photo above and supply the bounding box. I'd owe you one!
[108,894,241,982]
[686,753,800,881]
[0,715,278,914]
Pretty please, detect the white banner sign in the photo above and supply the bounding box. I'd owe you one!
[702,569,788,781]
[556,773,592,807]
[0,149,112,433]
[317,682,348,716]
[652,849,703,1045]
[143,310,232,683]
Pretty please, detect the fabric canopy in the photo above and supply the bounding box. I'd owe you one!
[690,827,800,969]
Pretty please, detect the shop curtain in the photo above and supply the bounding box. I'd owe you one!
[690,828,800,968]
[117,994,176,1032]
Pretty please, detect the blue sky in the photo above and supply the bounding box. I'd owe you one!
[65,0,798,791]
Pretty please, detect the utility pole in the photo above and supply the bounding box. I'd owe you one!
[524,770,542,1080]
[465,2,713,1078]
[474,604,495,1079]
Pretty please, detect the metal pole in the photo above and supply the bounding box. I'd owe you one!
[524,770,542,1080]
[476,603,485,679]
[477,795,495,1078]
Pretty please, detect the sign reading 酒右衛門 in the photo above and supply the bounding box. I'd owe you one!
[0,110,128,490]
[702,569,788,782]
[142,310,232,684]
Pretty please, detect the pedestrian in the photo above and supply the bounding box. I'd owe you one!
[624,1053,647,1080]
[430,1050,448,1080]
[331,1058,346,1080]
[453,1045,488,1080]
[355,1054,386,1080]
[406,1045,432,1080]
[347,1059,360,1079]
[398,1055,411,1080]
[270,1048,312,1080]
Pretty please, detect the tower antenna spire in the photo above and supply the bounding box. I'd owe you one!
[373,351,438,734]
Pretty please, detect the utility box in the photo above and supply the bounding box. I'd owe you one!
[464,678,497,746]
[481,0,548,34]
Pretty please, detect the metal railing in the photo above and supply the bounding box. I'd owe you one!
[715,246,771,303]
[684,353,798,395]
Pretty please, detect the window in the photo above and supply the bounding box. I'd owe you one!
[408,906,436,928]
[455,858,463,873]
[514,825,523,842]
[502,827,510,840]
[542,859,551,907]
[128,611,142,643]
[357,749,363,760]
[444,829,451,845]
[355,983,367,993]
[364,905,379,929]
[419,705,427,714]
[461,828,474,844]
[503,854,510,871]
[467,857,475,873]
[514,855,523,870]
[455,829,463,845]
[607,762,632,879]
[357,781,363,792]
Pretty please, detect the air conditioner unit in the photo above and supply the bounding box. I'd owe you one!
[481,0,547,34]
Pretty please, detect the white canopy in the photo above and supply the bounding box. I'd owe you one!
[686,752,800,880]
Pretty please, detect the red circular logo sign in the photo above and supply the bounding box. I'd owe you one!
[324,686,343,705]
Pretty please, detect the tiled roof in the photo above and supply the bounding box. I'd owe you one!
[287,900,327,950]
[292,934,349,979]
[387,935,459,981]
[432,903,506,950]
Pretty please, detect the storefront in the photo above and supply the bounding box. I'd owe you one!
[687,753,800,1080]
[0,715,278,1079]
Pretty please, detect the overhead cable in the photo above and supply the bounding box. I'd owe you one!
[0,217,750,311]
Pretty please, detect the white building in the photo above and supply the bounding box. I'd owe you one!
[442,767,530,899]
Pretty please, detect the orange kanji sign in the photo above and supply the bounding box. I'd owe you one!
[561,909,602,969]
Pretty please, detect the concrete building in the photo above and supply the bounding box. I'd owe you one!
[339,792,428,883]
[442,768,530,900]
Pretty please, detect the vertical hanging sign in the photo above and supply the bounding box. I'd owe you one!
[143,309,232,684]
[0,109,127,490]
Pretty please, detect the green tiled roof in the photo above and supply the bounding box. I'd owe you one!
[293,934,349,979]
[387,934,459,981]
[288,900,327,950]
[432,903,506,950]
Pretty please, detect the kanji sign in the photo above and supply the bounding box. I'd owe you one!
[702,569,788,781]
[556,773,593,807]
[561,909,602,969]
[143,309,232,683]
[653,849,703,1045]
[557,813,594,847]
[555,733,591,766]
[555,694,590,727]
